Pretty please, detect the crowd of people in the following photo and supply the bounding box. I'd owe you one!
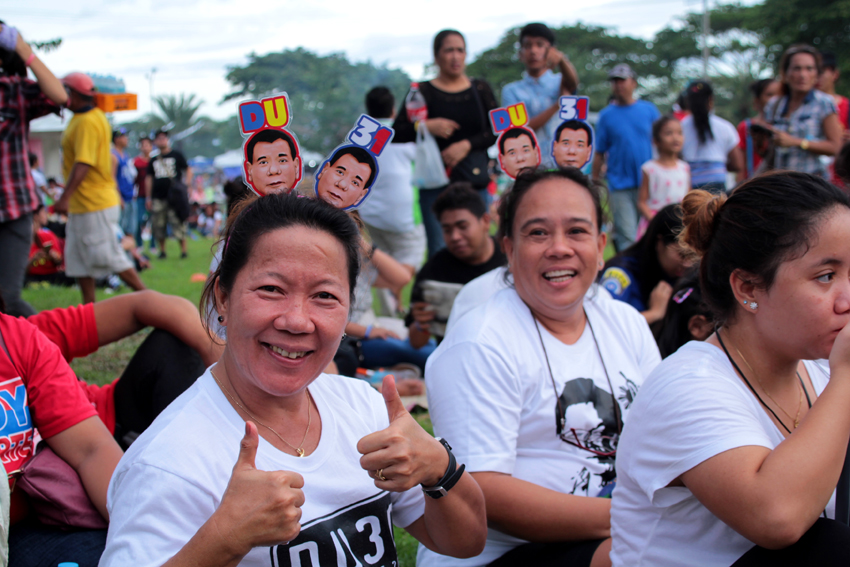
[2,17,850,567]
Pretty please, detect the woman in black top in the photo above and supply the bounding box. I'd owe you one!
[393,29,498,257]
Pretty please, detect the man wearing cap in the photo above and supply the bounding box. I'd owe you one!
[501,23,579,168]
[57,71,145,303]
[592,63,660,251]
[112,128,138,243]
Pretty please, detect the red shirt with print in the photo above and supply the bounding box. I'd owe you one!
[0,314,98,489]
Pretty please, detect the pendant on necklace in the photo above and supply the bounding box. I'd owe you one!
[296,448,305,457]
[794,419,799,429]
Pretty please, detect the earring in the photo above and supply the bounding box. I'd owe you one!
[749,302,758,310]
[342,333,347,339]
[217,315,224,323]
[743,300,748,305]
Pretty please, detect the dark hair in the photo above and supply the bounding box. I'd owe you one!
[820,51,837,72]
[200,192,361,332]
[246,129,298,164]
[497,167,606,242]
[680,171,850,324]
[609,204,683,306]
[327,146,377,189]
[47,177,57,184]
[433,29,464,58]
[365,87,394,119]
[675,90,689,112]
[28,152,37,168]
[655,266,713,358]
[499,127,537,154]
[779,45,822,97]
[651,115,679,146]
[750,78,777,100]
[835,141,850,184]
[519,23,555,46]
[155,129,169,138]
[432,181,486,220]
[554,120,593,146]
[687,80,714,144]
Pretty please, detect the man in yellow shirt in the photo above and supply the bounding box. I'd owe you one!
[55,72,144,303]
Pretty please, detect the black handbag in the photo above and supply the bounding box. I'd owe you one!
[449,79,491,189]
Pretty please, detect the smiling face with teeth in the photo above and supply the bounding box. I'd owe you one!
[215,225,351,406]
[503,177,606,333]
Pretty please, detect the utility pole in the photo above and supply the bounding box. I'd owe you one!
[702,0,710,78]
[146,67,157,118]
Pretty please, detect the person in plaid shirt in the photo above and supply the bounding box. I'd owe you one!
[0,23,67,316]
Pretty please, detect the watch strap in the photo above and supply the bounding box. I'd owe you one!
[421,438,465,499]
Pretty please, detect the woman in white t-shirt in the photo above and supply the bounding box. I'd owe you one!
[612,171,850,567]
[419,168,661,567]
[100,193,487,567]
[681,80,743,193]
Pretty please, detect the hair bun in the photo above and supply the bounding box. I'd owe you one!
[679,190,727,256]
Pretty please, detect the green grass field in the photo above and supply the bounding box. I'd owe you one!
[24,235,426,565]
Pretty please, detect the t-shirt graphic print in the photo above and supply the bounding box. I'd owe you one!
[271,492,397,567]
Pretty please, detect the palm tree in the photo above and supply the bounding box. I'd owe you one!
[155,93,204,133]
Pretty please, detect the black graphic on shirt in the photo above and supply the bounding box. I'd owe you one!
[270,492,397,567]
[618,374,639,409]
[557,377,622,494]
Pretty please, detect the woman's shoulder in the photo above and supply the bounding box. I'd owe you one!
[810,89,838,113]
[636,342,736,403]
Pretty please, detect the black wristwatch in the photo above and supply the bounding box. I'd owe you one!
[421,438,465,499]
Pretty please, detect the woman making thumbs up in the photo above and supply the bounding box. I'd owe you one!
[100,193,486,566]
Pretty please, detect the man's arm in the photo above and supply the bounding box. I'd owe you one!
[591,152,605,183]
[553,49,579,95]
[12,28,67,106]
[54,162,91,214]
[184,166,194,187]
[93,290,223,366]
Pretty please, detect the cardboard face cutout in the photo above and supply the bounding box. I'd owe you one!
[238,94,303,196]
[314,114,393,210]
[489,102,541,179]
[552,96,594,174]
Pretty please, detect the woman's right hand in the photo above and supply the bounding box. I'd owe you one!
[425,118,460,139]
[829,320,850,376]
[211,422,305,557]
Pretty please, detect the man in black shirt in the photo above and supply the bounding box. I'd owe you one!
[408,182,506,348]
[145,129,192,259]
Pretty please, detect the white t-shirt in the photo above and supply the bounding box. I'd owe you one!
[358,119,417,234]
[681,114,740,162]
[445,268,612,336]
[640,159,690,211]
[101,370,425,567]
[418,288,661,567]
[611,342,834,567]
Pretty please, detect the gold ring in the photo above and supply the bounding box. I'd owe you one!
[376,469,386,481]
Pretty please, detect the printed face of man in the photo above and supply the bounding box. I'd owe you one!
[315,153,372,209]
[246,138,301,195]
[500,133,540,178]
[553,127,592,170]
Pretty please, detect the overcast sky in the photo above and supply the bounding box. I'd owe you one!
[9,0,749,122]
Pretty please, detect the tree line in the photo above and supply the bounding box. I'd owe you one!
[118,0,842,158]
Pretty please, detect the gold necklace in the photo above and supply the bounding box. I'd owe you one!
[210,366,313,457]
[732,341,804,429]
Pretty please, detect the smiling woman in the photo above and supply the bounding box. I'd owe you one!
[99,193,487,567]
[420,168,661,567]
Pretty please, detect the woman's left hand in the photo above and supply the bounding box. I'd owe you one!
[441,140,472,169]
[357,375,449,491]
[772,129,799,149]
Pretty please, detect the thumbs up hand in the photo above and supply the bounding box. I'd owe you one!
[211,422,306,557]
[357,375,449,492]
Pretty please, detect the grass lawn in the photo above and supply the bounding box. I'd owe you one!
[24,235,426,565]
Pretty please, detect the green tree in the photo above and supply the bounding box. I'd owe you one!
[223,48,411,154]
[155,93,204,133]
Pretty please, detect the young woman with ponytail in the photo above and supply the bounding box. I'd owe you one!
[680,80,743,193]
[611,171,850,566]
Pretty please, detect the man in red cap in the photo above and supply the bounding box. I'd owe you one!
[57,71,145,303]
